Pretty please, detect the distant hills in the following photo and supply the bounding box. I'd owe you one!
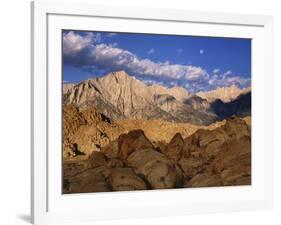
[197,84,251,102]
[63,70,251,125]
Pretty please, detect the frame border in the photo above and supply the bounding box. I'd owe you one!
[31,1,273,224]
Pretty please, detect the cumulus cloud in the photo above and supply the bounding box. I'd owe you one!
[213,68,220,74]
[63,31,101,56]
[63,31,250,92]
[63,31,206,82]
[208,71,250,88]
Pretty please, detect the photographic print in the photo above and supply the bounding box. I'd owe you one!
[62,30,251,194]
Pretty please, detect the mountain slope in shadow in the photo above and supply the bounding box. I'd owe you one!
[211,91,251,119]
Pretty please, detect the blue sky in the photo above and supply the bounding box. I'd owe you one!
[63,30,251,93]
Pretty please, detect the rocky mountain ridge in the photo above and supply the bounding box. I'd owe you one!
[197,84,251,103]
[63,71,251,125]
[64,71,218,125]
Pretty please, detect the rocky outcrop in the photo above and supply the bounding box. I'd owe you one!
[104,168,147,191]
[63,166,110,194]
[127,148,184,189]
[63,105,124,158]
[106,158,125,168]
[63,105,87,141]
[98,130,155,159]
[63,83,75,94]
[118,130,154,159]
[63,117,251,194]
[179,117,251,187]
[163,133,184,161]
[87,151,107,168]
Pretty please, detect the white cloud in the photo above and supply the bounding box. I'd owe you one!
[63,31,94,56]
[213,68,220,74]
[143,79,163,86]
[106,33,117,37]
[63,31,207,82]
[63,31,250,92]
[170,81,176,86]
[199,49,204,54]
[224,70,232,76]
[63,31,101,56]
[147,48,155,55]
[207,71,250,89]
[93,32,102,43]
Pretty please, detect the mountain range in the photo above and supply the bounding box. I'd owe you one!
[63,70,251,125]
[197,85,251,102]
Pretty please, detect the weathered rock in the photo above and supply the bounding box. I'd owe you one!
[154,141,167,154]
[222,116,250,139]
[82,107,112,124]
[185,174,221,188]
[63,143,85,158]
[101,140,120,158]
[106,158,125,168]
[104,168,147,191]
[87,151,107,168]
[118,130,154,159]
[179,117,251,187]
[210,136,251,185]
[63,105,86,140]
[63,104,122,159]
[178,156,204,178]
[164,133,184,161]
[70,125,111,155]
[63,160,88,179]
[198,129,226,148]
[63,116,251,193]
[127,149,183,189]
[63,167,110,194]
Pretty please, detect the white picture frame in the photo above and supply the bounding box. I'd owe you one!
[31,1,274,224]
